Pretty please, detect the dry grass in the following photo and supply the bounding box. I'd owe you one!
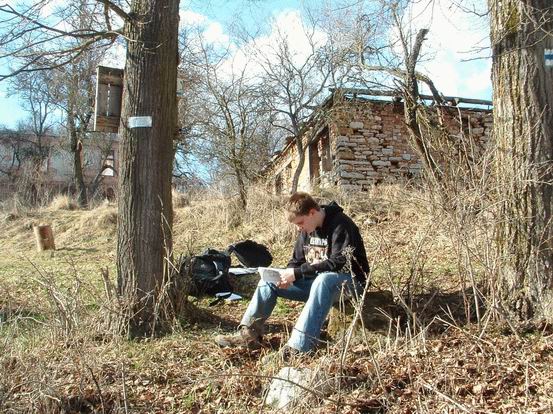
[48,194,78,211]
[1,184,552,413]
[172,189,190,208]
[87,200,118,229]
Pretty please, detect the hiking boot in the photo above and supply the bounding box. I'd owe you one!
[215,325,262,349]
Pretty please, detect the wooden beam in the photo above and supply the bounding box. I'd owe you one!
[329,87,493,107]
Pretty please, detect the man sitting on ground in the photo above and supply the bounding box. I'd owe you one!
[215,192,370,357]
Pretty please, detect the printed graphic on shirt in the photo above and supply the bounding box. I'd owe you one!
[303,236,328,265]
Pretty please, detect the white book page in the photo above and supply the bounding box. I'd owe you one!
[257,267,284,284]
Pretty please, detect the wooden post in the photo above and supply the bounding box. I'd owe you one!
[33,224,56,251]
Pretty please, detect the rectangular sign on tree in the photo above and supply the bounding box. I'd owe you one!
[94,66,124,133]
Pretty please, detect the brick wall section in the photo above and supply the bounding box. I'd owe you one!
[264,97,493,193]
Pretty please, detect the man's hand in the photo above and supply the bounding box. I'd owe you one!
[278,268,296,289]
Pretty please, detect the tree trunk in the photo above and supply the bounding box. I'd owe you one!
[402,29,442,180]
[235,168,247,208]
[33,224,56,251]
[489,0,553,320]
[117,0,178,338]
[68,110,88,208]
[291,138,305,194]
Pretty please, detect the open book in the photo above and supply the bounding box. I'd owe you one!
[257,267,285,284]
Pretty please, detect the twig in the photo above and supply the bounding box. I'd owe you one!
[86,365,106,414]
[420,381,471,413]
[121,362,129,414]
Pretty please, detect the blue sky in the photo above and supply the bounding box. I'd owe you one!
[0,0,492,128]
[0,84,26,128]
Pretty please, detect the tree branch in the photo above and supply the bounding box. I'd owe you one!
[93,0,133,23]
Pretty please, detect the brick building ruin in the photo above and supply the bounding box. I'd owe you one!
[0,131,118,202]
[263,89,493,193]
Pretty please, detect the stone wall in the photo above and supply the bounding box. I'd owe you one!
[330,98,493,191]
[264,96,493,193]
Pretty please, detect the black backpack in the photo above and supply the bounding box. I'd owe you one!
[228,239,273,268]
[180,249,233,298]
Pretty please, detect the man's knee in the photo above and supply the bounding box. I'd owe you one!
[311,272,345,291]
[256,280,278,293]
[257,279,268,288]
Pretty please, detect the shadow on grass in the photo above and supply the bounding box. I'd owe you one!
[56,247,99,253]
[174,286,486,346]
[0,305,45,326]
[328,286,487,338]
[400,286,486,331]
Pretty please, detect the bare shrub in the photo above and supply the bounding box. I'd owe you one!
[32,267,83,341]
[10,165,57,209]
[0,193,31,216]
[405,105,499,328]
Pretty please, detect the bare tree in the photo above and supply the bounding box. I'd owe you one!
[190,41,277,206]
[7,63,119,205]
[0,122,55,205]
[239,10,350,193]
[86,132,118,198]
[56,56,101,207]
[345,0,449,179]
[2,1,116,207]
[50,2,111,207]
[489,0,553,320]
[7,71,56,148]
[174,28,209,190]
[1,0,180,337]
[5,70,57,183]
[0,126,29,178]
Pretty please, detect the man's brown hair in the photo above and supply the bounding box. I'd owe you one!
[286,192,320,220]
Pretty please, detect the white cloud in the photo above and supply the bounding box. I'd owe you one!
[404,0,492,99]
[179,10,229,46]
[101,41,126,69]
[180,10,207,26]
[463,64,492,96]
[203,21,229,45]
[221,9,328,79]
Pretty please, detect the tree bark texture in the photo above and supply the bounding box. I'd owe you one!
[117,0,178,337]
[235,167,247,208]
[68,111,88,208]
[291,139,305,194]
[489,0,553,320]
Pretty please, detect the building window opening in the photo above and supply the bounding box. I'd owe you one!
[309,139,321,182]
[102,150,115,176]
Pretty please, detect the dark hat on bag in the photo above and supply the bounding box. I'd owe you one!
[228,239,273,268]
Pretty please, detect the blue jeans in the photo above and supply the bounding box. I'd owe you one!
[240,272,361,353]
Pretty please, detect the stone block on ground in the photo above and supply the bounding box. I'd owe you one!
[265,367,334,410]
